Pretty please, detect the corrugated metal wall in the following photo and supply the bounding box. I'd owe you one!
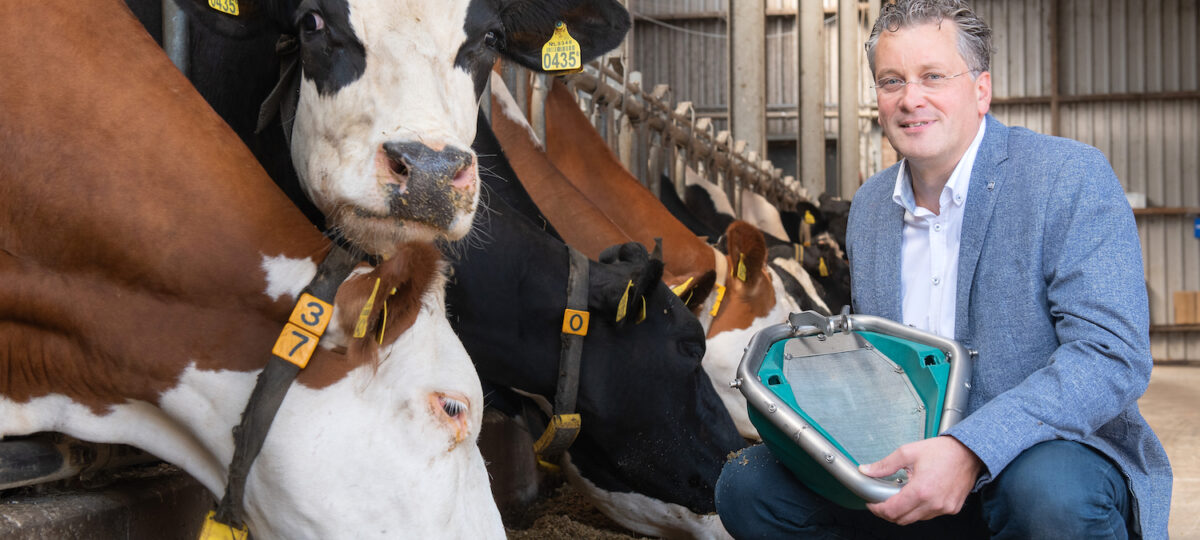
[631,2,731,132]
[629,0,1200,360]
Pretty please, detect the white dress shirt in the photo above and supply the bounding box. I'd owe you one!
[892,120,987,339]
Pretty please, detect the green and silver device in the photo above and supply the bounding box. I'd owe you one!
[733,311,973,509]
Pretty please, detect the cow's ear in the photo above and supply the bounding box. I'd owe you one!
[335,243,441,358]
[725,221,768,285]
[496,0,631,72]
[667,270,716,314]
[171,0,293,37]
[590,242,663,324]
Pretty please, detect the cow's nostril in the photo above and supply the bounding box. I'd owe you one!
[451,163,476,190]
[388,156,409,177]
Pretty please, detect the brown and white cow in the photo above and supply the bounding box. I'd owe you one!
[1,2,502,537]
[131,0,631,258]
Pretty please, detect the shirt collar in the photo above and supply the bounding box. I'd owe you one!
[892,119,988,214]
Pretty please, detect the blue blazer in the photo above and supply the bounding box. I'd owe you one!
[846,115,1171,538]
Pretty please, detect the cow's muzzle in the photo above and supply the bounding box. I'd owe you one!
[380,141,477,229]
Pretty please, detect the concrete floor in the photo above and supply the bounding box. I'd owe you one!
[1141,365,1200,539]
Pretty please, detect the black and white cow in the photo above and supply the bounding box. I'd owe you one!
[452,115,745,538]
[130,0,629,257]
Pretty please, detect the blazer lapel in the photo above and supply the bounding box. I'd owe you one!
[955,115,1010,340]
[877,205,905,322]
[865,180,906,323]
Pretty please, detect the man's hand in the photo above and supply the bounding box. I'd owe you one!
[860,435,983,525]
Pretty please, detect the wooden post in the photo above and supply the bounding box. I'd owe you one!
[729,0,767,156]
[838,0,860,199]
[798,0,826,199]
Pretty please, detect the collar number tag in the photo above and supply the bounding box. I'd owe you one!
[561,309,590,336]
[541,22,582,73]
[288,293,333,336]
[198,510,248,540]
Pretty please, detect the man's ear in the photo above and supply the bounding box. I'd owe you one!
[496,0,631,72]
[975,71,992,115]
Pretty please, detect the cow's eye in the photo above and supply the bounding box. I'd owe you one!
[300,11,325,33]
[439,396,467,418]
[483,30,500,49]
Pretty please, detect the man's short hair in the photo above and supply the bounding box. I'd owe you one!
[865,0,993,76]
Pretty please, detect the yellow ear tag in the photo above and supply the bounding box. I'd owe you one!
[709,285,727,317]
[541,21,583,73]
[615,279,634,322]
[670,276,695,297]
[804,210,816,225]
[353,278,381,338]
[736,254,748,282]
[819,257,830,277]
[207,0,239,16]
[636,297,647,324]
[198,510,248,540]
[377,298,387,345]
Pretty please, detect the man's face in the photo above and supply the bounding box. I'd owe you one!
[874,21,991,179]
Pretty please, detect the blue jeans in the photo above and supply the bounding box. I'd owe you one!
[716,440,1134,539]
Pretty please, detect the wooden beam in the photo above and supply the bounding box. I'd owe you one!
[992,90,1200,106]
[1133,207,1200,217]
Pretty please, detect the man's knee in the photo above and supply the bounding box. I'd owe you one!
[982,440,1131,539]
[715,446,776,528]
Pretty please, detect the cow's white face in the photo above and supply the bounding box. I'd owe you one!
[271,0,633,257]
[289,0,484,256]
[238,281,501,538]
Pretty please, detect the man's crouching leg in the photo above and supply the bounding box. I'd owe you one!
[981,440,1135,540]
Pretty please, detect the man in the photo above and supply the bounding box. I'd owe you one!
[714,1,1172,538]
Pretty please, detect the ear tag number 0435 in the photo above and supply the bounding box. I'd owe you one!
[207,0,239,15]
[541,21,582,73]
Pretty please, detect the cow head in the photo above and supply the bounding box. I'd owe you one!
[704,221,802,439]
[177,0,630,256]
[240,243,503,537]
[560,242,746,535]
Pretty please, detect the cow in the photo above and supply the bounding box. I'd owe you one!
[658,175,832,316]
[659,174,724,243]
[681,166,852,314]
[127,0,631,258]
[819,192,852,251]
[459,111,743,538]
[739,189,792,242]
[1,2,503,537]
[485,77,801,439]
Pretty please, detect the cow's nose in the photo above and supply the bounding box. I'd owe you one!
[381,141,476,193]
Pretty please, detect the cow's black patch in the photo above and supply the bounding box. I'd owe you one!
[295,0,366,95]
[456,0,632,97]
[457,0,505,97]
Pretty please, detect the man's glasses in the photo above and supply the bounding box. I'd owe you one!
[871,71,976,94]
